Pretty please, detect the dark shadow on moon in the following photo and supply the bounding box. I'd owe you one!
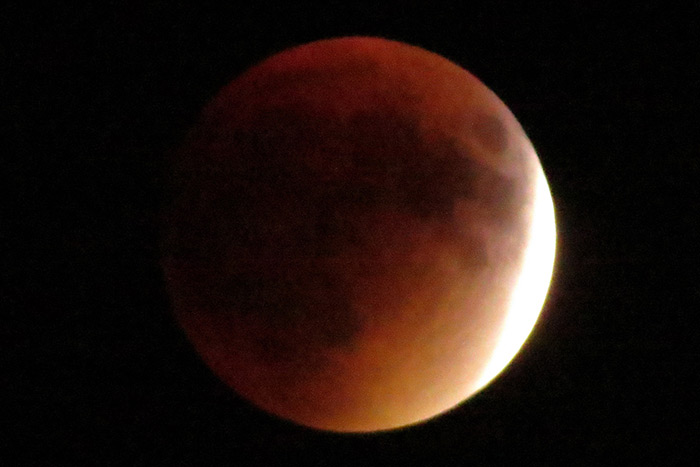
[162,106,525,367]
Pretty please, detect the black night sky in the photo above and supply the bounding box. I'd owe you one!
[5,2,699,465]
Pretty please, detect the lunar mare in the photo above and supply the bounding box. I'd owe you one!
[162,37,556,432]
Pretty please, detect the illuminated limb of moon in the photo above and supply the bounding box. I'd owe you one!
[475,165,556,391]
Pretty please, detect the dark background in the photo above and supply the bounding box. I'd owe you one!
[5,2,699,465]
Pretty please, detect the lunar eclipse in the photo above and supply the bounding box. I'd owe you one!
[161,37,556,432]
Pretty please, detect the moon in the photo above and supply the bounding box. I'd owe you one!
[161,37,556,433]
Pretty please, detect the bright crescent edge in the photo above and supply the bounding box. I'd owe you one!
[474,162,557,391]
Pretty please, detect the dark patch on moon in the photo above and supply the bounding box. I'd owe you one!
[163,105,525,364]
[471,112,509,155]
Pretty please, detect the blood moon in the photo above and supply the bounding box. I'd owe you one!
[162,37,556,433]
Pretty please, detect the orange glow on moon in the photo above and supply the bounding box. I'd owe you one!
[162,37,557,433]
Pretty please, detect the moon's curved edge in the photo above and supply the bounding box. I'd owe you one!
[474,160,557,391]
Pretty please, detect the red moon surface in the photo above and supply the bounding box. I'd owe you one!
[162,37,556,432]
